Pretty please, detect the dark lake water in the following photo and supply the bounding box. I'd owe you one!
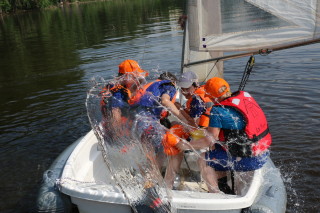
[0,0,319,212]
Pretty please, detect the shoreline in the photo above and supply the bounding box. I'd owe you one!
[0,0,110,17]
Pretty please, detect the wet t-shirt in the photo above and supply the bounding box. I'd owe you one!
[209,106,245,130]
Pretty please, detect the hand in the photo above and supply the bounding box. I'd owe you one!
[176,140,191,151]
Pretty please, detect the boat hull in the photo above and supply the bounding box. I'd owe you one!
[36,136,83,212]
[37,130,286,213]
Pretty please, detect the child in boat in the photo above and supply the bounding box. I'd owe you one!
[131,72,194,159]
[100,59,148,136]
[100,62,173,212]
[163,71,213,189]
[176,77,271,193]
[130,72,193,212]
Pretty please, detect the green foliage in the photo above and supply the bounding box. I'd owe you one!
[0,0,12,12]
[18,0,33,9]
[0,0,58,12]
[0,0,181,14]
[36,0,51,8]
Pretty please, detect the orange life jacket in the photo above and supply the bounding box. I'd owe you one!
[185,86,212,128]
[129,80,155,105]
[162,124,189,155]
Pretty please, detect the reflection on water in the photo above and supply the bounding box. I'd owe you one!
[0,0,185,211]
[0,0,319,212]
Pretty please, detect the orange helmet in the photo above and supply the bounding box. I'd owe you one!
[118,59,149,77]
[204,77,230,98]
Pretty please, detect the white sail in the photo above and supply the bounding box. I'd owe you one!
[187,0,320,52]
[183,0,225,81]
[183,0,320,79]
[182,21,224,81]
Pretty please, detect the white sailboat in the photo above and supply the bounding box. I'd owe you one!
[37,0,320,212]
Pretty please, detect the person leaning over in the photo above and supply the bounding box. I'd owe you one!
[176,71,213,128]
[131,72,194,125]
[131,72,195,164]
[130,72,193,212]
[163,71,212,188]
[100,59,148,134]
[177,77,272,193]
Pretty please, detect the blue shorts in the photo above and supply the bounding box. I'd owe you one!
[133,111,166,153]
[205,144,269,171]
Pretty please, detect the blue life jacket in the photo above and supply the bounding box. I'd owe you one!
[134,80,176,118]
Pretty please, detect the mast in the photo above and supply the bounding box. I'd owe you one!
[180,5,188,74]
[181,0,224,81]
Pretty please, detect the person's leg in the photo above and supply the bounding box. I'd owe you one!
[217,175,234,194]
[200,144,235,193]
[156,151,166,171]
[233,151,269,171]
[164,152,184,188]
[198,152,222,193]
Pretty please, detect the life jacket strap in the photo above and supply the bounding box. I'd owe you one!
[249,127,269,143]
[202,113,210,117]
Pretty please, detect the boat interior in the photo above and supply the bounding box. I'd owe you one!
[59,130,265,211]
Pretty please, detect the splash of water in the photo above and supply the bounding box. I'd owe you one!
[86,75,174,213]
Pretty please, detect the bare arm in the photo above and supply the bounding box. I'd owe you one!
[110,107,123,132]
[208,127,220,141]
[161,94,197,127]
[177,126,221,151]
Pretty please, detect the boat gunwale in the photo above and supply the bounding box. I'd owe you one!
[58,130,265,210]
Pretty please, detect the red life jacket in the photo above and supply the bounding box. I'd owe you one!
[185,86,212,128]
[217,91,272,157]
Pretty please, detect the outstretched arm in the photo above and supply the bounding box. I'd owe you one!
[176,126,220,151]
[191,127,220,148]
[161,94,196,127]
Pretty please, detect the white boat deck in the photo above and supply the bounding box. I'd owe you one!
[59,130,265,213]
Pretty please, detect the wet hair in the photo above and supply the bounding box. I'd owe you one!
[158,72,177,83]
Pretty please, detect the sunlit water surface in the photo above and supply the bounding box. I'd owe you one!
[0,0,319,212]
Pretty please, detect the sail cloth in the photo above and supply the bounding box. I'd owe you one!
[187,0,320,52]
[182,23,224,82]
[183,0,224,81]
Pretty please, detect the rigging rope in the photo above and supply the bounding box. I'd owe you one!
[201,60,219,85]
[238,56,255,91]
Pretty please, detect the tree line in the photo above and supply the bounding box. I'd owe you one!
[0,0,91,13]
